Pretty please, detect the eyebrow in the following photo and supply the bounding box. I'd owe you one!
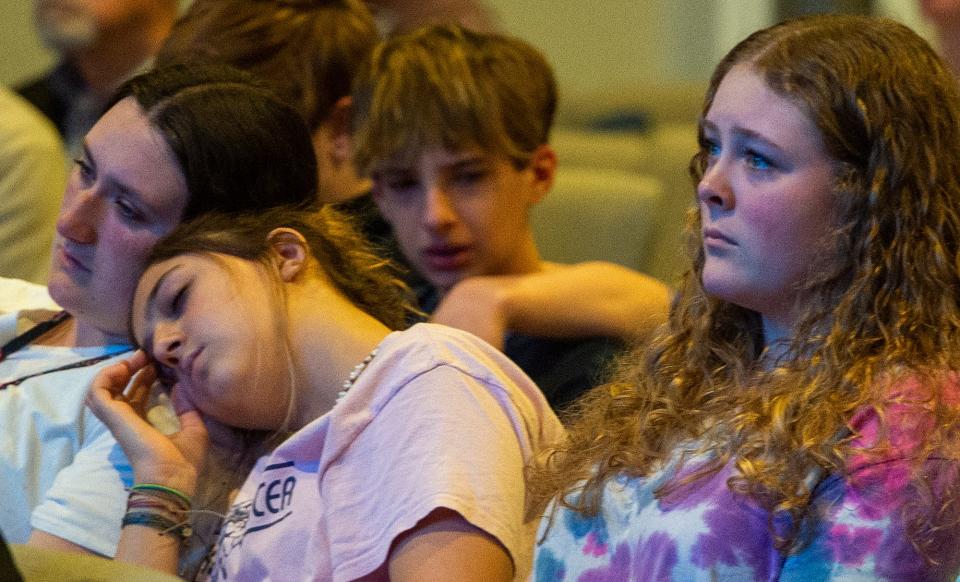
[700,119,787,154]
[445,156,488,171]
[375,154,489,176]
[83,141,154,212]
[138,265,181,359]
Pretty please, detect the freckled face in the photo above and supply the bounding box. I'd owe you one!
[132,254,293,431]
[48,97,188,340]
[697,64,837,331]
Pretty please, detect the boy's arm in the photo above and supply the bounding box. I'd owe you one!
[431,261,672,349]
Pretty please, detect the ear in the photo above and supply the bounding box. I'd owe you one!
[266,228,309,282]
[322,96,354,165]
[527,144,557,205]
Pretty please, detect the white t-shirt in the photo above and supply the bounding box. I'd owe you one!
[0,306,133,555]
[209,323,565,581]
[0,276,58,316]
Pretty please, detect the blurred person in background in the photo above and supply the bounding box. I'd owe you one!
[155,0,407,256]
[0,87,66,284]
[17,0,178,156]
[365,0,500,34]
[919,0,960,75]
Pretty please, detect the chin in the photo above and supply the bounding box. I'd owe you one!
[702,275,753,308]
[701,270,732,297]
[46,275,79,311]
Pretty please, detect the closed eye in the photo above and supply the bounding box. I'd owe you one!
[171,285,187,315]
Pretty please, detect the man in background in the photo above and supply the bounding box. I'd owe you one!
[17,0,178,156]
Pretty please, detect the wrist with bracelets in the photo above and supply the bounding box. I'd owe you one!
[122,483,193,540]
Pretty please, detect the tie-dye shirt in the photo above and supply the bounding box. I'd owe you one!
[533,383,960,581]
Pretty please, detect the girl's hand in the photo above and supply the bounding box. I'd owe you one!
[86,350,208,496]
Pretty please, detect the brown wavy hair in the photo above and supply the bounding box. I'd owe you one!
[156,0,377,131]
[144,205,416,331]
[529,14,960,560]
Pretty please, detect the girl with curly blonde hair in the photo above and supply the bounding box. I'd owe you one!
[530,14,960,580]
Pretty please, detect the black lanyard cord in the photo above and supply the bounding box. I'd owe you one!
[0,310,134,390]
[0,349,133,390]
[0,310,72,363]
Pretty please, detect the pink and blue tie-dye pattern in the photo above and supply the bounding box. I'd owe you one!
[533,382,960,581]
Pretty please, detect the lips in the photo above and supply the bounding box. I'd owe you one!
[55,243,91,273]
[703,228,736,247]
[180,347,203,385]
[422,244,472,271]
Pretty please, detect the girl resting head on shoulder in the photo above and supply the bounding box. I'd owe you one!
[88,205,564,581]
[529,14,960,581]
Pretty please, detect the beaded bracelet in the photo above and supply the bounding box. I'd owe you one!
[121,510,193,540]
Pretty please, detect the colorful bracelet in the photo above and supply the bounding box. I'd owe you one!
[127,493,188,515]
[121,510,193,540]
[129,483,192,507]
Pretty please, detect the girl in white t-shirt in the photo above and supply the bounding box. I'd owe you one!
[87,207,563,581]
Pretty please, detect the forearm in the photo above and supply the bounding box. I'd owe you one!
[114,470,195,574]
[28,500,185,574]
[498,261,672,340]
[114,525,182,574]
[433,262,672,347]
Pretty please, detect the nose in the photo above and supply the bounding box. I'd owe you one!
[154,321,185,369]
[55,182,101,244]
[696,158,734,211]
[423,185,457,232]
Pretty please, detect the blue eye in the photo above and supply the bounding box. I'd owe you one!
[746,151,774,170]
[700,137,720,159]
